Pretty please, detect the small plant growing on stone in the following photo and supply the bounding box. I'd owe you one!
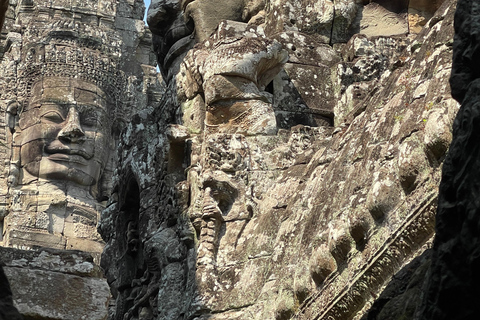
[425,101,434,110]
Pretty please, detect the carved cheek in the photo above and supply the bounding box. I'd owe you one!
[20,140,44,170]
[92,130,108,166]
[22,122,60,143]
[20,123,60,151]
[20,123,61,170]
[81,129,103,157]
[18,108,39,130]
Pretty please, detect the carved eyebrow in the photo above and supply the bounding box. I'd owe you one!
[76,104,108,114]
[35,101,67,111]
[27,98,108,117]
[37,98,70,105]
[34,100,106,111]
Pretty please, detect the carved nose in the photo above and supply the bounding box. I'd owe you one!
[58,107,85,142]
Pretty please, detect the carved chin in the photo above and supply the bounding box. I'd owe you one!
[23,158,98,186]
[42,168,96,186]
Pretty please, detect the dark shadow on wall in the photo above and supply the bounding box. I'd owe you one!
[0,0,8,34]
[111,177,145,320]
[360,249,431,320]
[0,265,23,320]
[272,71,334,128]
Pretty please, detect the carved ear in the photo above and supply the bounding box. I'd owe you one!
[6,100,20,133]
[111,118,126,139]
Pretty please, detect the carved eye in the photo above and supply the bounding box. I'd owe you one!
[41,111,64,123]
[82,112,97,127]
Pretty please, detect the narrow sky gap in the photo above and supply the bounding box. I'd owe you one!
[143,0,150,24]
[143,0,160,73]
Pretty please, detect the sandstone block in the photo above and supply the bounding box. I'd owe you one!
[5,267,109,320]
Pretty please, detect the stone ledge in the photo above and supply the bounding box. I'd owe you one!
[4,266,109,320]
[0,246,103,278]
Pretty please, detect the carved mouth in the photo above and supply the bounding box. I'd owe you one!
[45,144,93,161]
[47,153,89,165]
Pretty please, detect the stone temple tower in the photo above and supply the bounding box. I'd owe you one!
[0,0,162,318]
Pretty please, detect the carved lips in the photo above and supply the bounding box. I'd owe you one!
[45,140,94,165]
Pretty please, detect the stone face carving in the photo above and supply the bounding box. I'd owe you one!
[0,25,124,254]
[0,0,161,261]
[147,0,265,80]
[147,0,195,81]
[0,0,161,318]
[17,78,110,188]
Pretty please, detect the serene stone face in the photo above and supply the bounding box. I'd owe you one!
[19,78,109,187]
[183,0,245,41]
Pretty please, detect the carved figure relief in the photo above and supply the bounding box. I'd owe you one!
[178,25,288,135]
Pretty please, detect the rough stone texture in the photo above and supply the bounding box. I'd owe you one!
[1,246,108,320]
[98,0,459,320]
[414,0,480,318]
[0,0,462,319]
[361,249,431,320]
[0,264,23,320]
[0,0,161,258]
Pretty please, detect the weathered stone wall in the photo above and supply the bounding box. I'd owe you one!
[415,0,480,318]
[0,264,22,320]
[1,0,461,319]
[1,246,108,320]
[99,1,458,320]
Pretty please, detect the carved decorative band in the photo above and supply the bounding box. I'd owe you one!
[294,191,437,320]
[13,20,127,117]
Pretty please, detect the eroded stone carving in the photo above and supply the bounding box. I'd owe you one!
[99,1,459,320]
[15,79,111,188]
[177,21,288,135]
[0,24,126,254]
[0,0,162,318]
[0,0,162,259]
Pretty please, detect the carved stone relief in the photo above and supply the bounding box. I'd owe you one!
[177,21,288,135]
[98,0,459,320]
[0,0,161,258]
